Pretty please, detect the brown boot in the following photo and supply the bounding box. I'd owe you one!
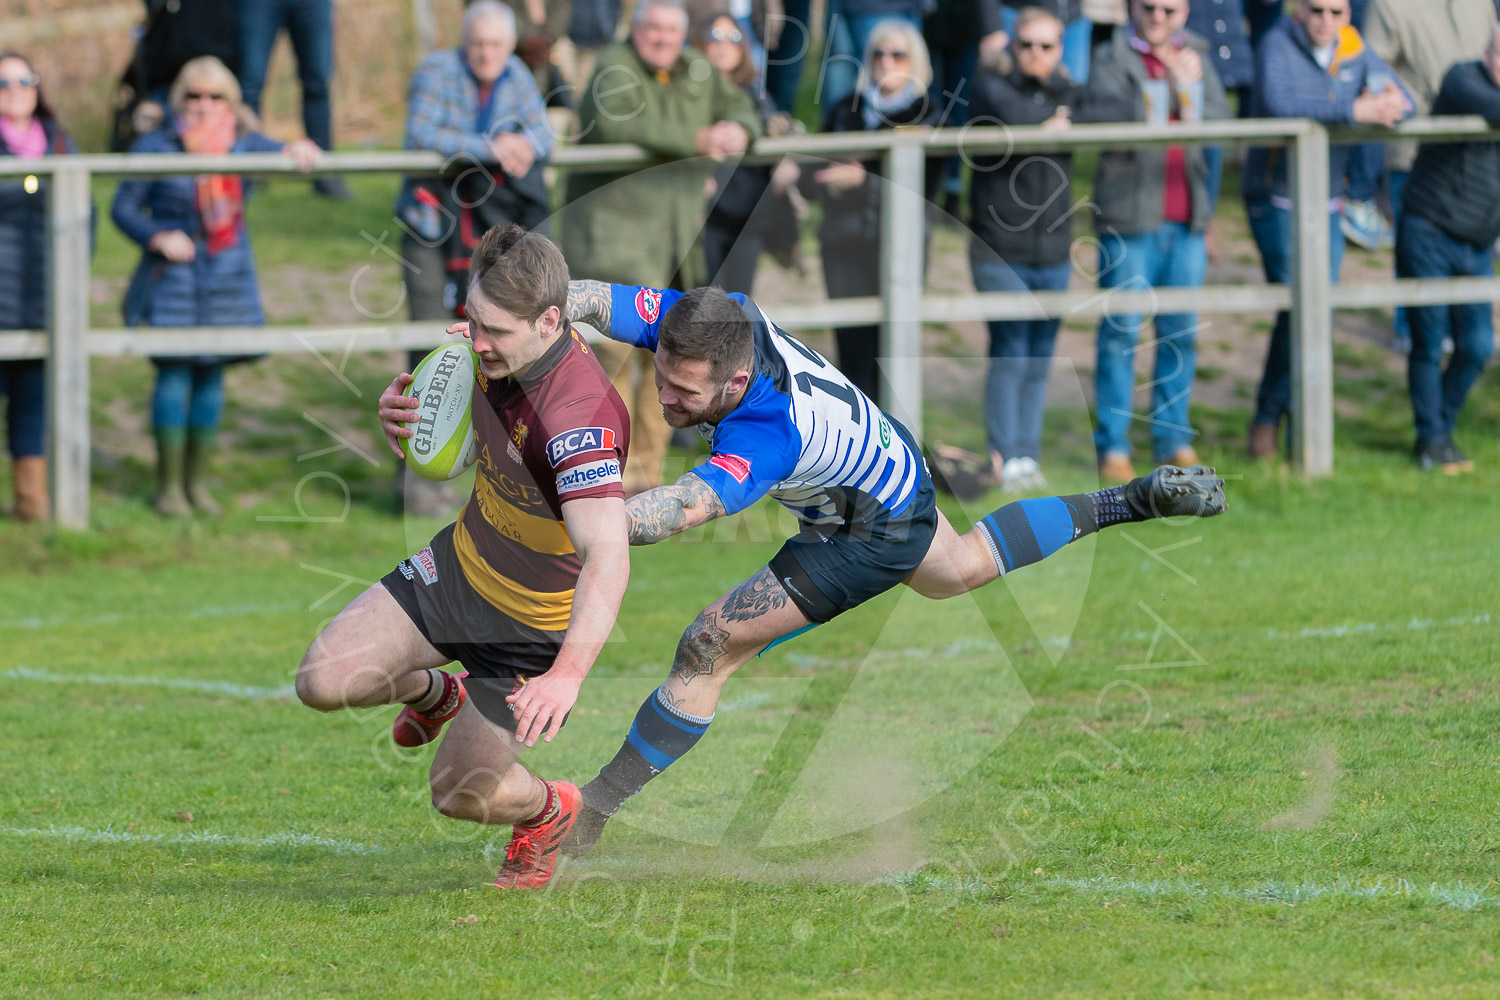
[1098,452,1136,483]
[1247,422,1278,460]
[12,455,47,521]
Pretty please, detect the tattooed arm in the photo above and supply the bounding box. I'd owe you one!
[567,279,614,331]
[626,471,727,545]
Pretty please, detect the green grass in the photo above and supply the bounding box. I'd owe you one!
[9,136,1500,999]
[3,368,1500,997]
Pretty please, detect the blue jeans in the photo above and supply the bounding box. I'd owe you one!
[1093,223,1207,460]
[1390,169,1410,341]
[238,0,334,150]
[973,258,1071,461]
[1246,201,1344,427]
[1345,140,1384,203]
[929,39,979,196]
[1000,8,1092,84]
[1396,212,1495,446]
[0,360,45,458]
[152,362,226,432]
[766,0,813,113]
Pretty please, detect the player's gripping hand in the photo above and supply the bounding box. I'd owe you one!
[378,372,419,458]
[507,670,582,748]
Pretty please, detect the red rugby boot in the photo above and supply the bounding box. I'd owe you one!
[392,671,466,748]
[494,781,580,890]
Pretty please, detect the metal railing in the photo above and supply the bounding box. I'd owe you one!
[4,116,1498,529]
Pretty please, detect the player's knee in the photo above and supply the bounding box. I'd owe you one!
[430,769,507,824]
[431,784,486,823]
[294,644,346,712]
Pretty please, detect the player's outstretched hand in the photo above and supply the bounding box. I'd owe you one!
[378,372,418,458]
[507,671,582,747]
[1125,464,1227,520]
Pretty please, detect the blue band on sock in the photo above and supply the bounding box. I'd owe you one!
[623,686,713,774]
[979,497,1082,575]
[1019,497,1078,560]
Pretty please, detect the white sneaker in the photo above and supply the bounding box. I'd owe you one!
[1001,456,1046,494]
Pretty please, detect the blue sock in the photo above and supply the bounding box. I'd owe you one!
[580,686,713,816]
[976,487,1141,575]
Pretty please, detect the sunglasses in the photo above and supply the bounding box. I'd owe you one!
[871,48,910,61]
[708,26,743,43]
[184,91,227,102]
[1017,40,1059,51]
[1305,3,1347,16]
[0,75,38,89]
[1140,2,1184,17]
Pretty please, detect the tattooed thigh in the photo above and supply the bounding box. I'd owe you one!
[719,566,791,623]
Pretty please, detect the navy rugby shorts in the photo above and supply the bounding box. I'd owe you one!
[768,421,938,623]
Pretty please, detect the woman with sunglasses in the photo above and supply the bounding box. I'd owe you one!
[802,19,942,408]
[696,12,803,295]
[112,56,319,518]
[0,52,80,522]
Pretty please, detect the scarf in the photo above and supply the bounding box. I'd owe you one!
[0,117,47,159]
[860,79,924,129]
[178,108,244,256]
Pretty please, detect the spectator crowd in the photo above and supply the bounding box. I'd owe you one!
[1,0,1496,522]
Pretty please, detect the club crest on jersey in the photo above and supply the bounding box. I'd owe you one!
[511,419,529,449]
[709,453,752,484]
[547,426,617,467]
[635,287,662,324]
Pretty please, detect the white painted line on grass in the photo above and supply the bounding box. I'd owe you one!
[1045,873,1494,911]
[0,824,383,856]
[0,600,307,630]
[5,666,296,701]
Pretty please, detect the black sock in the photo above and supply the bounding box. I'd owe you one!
[975,487,1147,576]
[580,685,713,817]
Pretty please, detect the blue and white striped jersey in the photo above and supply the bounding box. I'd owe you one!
[607,284,924,526]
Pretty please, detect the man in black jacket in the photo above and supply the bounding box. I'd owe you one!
[965,7,1080,492]
[1396,28,1500,474]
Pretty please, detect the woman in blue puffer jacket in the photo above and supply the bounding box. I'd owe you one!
[112,56,319,517]
[0,51,79,522]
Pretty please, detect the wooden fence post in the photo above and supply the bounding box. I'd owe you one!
[1289,122,1334,478]
[47,162,93,529]
[880,135,926,444]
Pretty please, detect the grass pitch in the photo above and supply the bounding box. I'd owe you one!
[3,373,1499,997]
[4,175,1498,998]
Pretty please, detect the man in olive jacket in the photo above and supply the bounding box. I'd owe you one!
[562,0,763,494]
[1081,0,1231,481]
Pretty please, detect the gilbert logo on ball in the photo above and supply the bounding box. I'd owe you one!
[402,343,479,481]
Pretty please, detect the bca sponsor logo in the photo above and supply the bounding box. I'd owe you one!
[634,287,661,324]
[555,458,622,495]
[708,453,752,484]
[547,426,617,467]
[412,546,439,585]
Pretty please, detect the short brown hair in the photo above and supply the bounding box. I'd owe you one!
[468,223,569,322]
[658,286,754,382]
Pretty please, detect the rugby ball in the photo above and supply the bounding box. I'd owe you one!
[401,343,479,481]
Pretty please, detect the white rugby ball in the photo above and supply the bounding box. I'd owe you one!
[402,343,479,481]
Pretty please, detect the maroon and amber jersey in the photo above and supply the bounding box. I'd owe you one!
[453,326,630,631]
